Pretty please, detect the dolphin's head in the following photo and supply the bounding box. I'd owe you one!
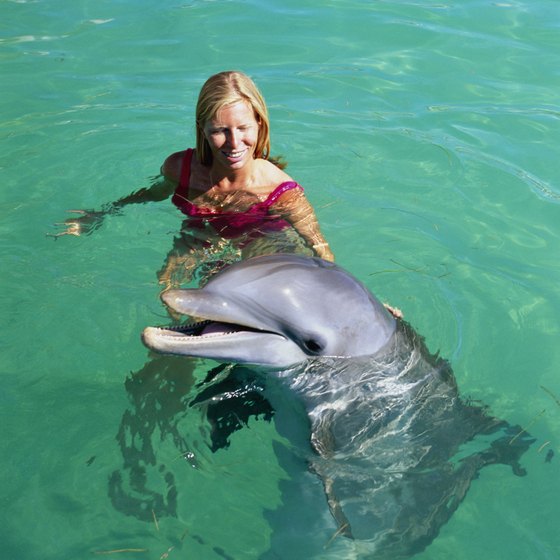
[142,255,397,367]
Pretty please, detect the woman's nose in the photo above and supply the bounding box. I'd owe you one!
[227,129,241,148]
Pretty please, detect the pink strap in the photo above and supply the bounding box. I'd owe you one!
[263,181,302,207]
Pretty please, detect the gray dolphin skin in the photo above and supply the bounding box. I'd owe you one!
[142,254,532,558]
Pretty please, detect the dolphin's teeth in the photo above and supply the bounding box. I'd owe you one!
[154,320,264,339]
[159,320,211,336]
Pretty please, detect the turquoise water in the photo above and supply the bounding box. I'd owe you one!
[2,0,559,558]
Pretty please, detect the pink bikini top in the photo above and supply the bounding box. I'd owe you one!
[171,149,303,239]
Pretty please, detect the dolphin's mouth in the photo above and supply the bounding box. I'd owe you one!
[141,284,311,365]
[141,316,296,364]
[152,319,270,338]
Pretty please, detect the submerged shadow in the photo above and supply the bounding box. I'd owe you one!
[108,354,194,520]
[108,356,274,521]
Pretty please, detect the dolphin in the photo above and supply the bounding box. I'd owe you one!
[142,254,532,558]
[143,254,396,367]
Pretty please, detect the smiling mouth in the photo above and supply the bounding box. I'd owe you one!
[222,149,247,160]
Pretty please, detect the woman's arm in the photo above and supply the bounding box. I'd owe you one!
[52,157,181,238]
[53,177,175,237]
[272,188,334,261]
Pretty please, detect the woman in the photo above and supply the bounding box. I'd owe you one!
[58,71,334,288]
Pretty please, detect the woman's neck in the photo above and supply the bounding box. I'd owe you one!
[210,158,258,192]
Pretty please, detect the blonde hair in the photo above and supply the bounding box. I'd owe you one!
[195,71,271,166]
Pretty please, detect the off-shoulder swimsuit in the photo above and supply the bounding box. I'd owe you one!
[171,149,303,239]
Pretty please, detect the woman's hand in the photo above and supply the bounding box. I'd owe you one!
[312,242,335,262]
[50,209,105,237]
[383,304,403,319]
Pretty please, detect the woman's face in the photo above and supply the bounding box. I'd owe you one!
[203,101,260,171]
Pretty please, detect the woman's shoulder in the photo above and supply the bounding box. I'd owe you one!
[256,158,295,188]
[162,149,193,182]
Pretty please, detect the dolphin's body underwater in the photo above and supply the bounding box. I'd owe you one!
[142,254,532,558]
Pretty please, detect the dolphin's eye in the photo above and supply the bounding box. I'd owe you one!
[304,339,323,353]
